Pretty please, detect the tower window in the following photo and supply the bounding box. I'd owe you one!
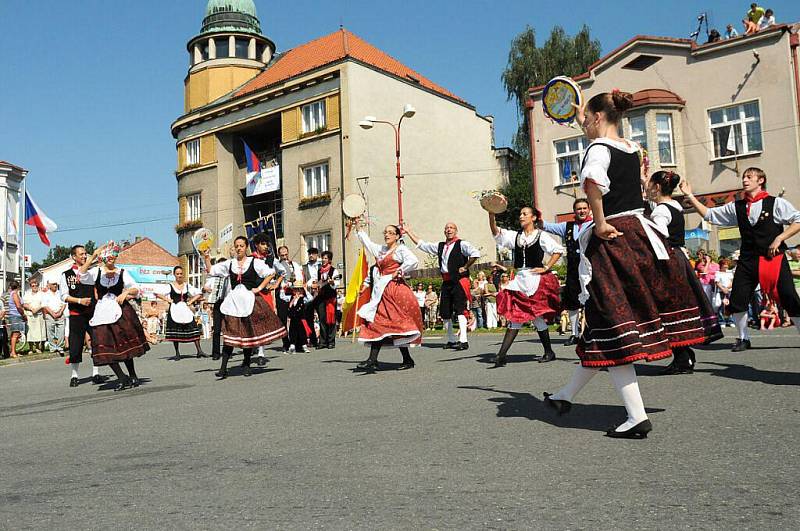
[301,100,327,133]
[235,38,249,59]
[201,42,209,61]
[185,139,200,166]
[214,37,230,58]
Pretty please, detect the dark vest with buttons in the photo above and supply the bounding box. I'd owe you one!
[95,270,126,297]
[513,231,545,269]
[735,196,785,259]
[564,221,581,279]
[663,203,685,249]
[581,142,644,216]
[64,268,95,315]
[169,285,190,304]
[437,240,469,279]
[230,259,261,290]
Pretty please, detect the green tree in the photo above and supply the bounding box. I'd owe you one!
[498,25,601,222]
[30,240,98,272]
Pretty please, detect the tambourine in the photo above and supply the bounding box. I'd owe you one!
[342,194,366,220]
[542,76,582,124]
[478,191,508,214]
[192,228,214,253]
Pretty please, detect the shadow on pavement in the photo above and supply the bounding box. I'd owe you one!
[458,385,665,433]
[695,362,800,386]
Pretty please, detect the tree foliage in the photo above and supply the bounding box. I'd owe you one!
[31,240,96,272]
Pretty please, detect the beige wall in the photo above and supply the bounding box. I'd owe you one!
[531,32,800,249]
[341,62,507,274]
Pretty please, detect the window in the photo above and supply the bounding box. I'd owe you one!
[553,136,587,185]
[708,101,762,159]
[301,100,326,133]
[187,255,201,288]
[656,114,676,165]
[235,38,249,59]
[185,139,200,166]
[622,54,662,70]
[186,193,201,221]
[628,115,648,153]
[303,163,329,197]
[214,37,229,58]
[304,232,331,256]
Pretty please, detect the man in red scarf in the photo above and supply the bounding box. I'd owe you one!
[313,250,340,349]
[682,168,800,351]
[543,198,593,347]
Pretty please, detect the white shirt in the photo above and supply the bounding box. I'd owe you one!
[580,137,641,196]
[357,231,419,275]
[79,267,138,290]
[208,256,274,278]
[41,291,65,314]
[493,228,564,258]
[703,197,800,227]
[758,15,775,29]
[649,199,683,234]
[416,239,481,273]
[303,260,320,287]
[716,270,734,291]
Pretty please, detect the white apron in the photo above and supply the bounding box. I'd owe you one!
[90,294,123,327]
[169,301,195,324]
[220,284,255,318]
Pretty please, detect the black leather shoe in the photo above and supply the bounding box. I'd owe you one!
[91,374,107,385]
[491,354,507,368]
[455,342,469,351]
[539,350,556,363]
[196,351,208,358]
[69,377,79,388]
[564,335,579,346]
[356,359,378,371]
[605,419,653,439]
[397,363,415,371]
[444,342,458,350]
[242,365,252,377]
[731,339,751,352]
[257,356,267,366]
[215,369,227,379]
[130,377,141,387]
[173,355,182,361]
[113,378,132,392]
[211,353,220,361]
[543,392,572,416]
[660,361,693,375]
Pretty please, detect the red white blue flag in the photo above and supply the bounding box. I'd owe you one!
[25,190,57,246]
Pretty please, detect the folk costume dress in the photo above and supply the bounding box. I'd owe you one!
[163,283,202,343]
[575,138,719,367]
[702,193,800,344]
[356,231,423,347]
[81,268,149,366]
[208,257,287,349]
[493,228,563,329]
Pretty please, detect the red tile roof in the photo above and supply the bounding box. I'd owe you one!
[632,88,685,107]
[235,28,465,103]
[117,237,179,267]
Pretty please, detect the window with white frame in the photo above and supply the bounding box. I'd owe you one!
[304,232,331,257]
[553,136,587,185]
[187,255,201,288]
[185,193,201,221]
[303,163,329,197]
[301,100,326,133]
[628,114,648,153]
[708,101,762,159]
[185,139,200,166]
[656,113,676,165]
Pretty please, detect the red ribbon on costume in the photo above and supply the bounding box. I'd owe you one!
[576,216,593,228]
[440,273,473,319]
[324,298,336,325]
[258,290,276,310]
[301,319,312,337]
[758,254,783,306]
[745,191,769,215]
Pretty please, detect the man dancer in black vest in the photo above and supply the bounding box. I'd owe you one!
[406,222,480,350]
[57,244,106,387]
[682,167,800,351]
[543,198,592,346]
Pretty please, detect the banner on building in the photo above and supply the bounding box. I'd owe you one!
[219,223,234,244]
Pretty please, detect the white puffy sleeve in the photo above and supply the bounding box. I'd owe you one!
[58,274,69,302]
[415,240,439,256]
[773,197,800,225]
[650,203,673,234]
[538,231,564,255]
[121,270,139,290]
[357,231,385,258]
[580,144,611,195]
[252,258,274,278]
[209,260,230,277]
[459,240,482,259]
[396,245,419,274]
[704,202,738,227]
[78,267,101,285]
[493,228,517,251]
[187,285,202,297]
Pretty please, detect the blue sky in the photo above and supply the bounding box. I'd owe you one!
[2,0,797,260]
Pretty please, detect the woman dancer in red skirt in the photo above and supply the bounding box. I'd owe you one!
[488,207,563,367]
[354,224,423,372]
[544,90,719,438]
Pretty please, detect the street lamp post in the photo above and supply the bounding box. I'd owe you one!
[358,104,416,231]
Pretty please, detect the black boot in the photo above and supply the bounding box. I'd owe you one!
[491,328,519,368]
[357,343,380,371]
[398,347,415,370]
[537,329,556,363]
[564,335,579,346]
[216,349,230,379]
[109,363,132,391]
[123,359,141,387]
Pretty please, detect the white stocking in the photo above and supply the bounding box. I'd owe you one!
[258,345,265,358]
[608,364,648,432]
[457,315,468,343]
[549,365,598,402]
[70,363,79,379]
[444,319,455,343]
[734,312,750,340]
[569,310,580,337]
[91,365,100,377]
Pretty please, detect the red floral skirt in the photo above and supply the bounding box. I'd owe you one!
[496,272,561,324]
[92,304,150,365]
[222,296,287,348]
[359,279,423,347]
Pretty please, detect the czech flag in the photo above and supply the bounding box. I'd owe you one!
[243,140,260,174]
[25,191,57,246]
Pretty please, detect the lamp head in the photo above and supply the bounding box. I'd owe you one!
[359,116,376,129]
[402,104,416,118]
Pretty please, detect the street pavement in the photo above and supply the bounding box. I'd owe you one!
[1,329,798,530]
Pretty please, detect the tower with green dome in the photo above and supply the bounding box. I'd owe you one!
[184,0,275,113]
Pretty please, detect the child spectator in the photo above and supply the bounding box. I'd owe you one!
[760,295,780,330]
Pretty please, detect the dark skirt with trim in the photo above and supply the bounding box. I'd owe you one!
[222,296,287,348]
[496,272,561,324]
[91,304,150,365]
[675,250,724,344]
[165,311,202,343]
[576,216,721,368]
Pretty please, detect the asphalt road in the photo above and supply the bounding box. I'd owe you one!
[1,329,798,530]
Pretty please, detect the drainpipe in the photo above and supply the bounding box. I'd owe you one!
[526,97,538,207]
[791,32,800,125]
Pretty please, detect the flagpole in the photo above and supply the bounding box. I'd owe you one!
[2,187,8,292]
[20,176,26,287]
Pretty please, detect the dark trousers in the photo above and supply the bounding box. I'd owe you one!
[276,296,290,349]
[212,301,223,357]
[730,256,800,316]
[68,313,93,364]
[0,327,8,358]
[316,299,336,348]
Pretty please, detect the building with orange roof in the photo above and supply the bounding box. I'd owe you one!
[527,23,800,256]
[171,1,515,278]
